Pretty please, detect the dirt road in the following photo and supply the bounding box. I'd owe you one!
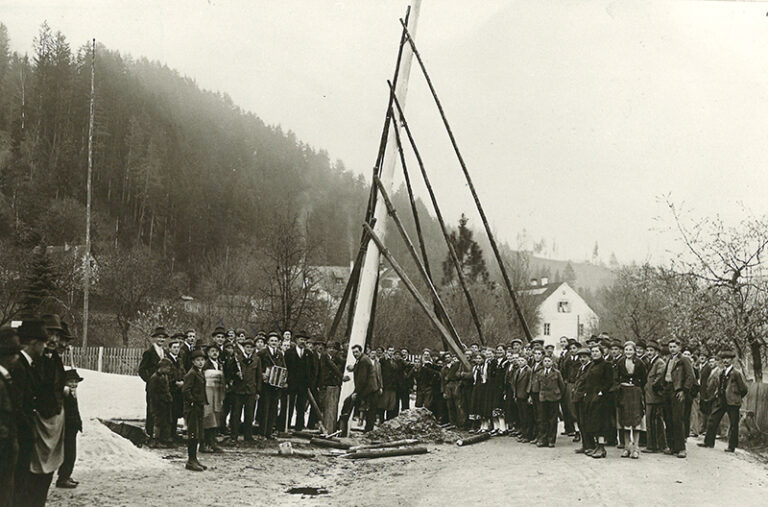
[48,434,768,506]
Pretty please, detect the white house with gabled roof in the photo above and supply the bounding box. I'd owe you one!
[520,279,598,348]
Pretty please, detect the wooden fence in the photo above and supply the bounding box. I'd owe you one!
[69,346,144,376]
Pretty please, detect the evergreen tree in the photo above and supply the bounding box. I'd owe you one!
[19,245,60,318]
[441,214,489,286]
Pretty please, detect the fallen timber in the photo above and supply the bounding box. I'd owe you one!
[349,439,421,452]
[342,446,429,460]
[456,433,491,447]
[309,438,351,450]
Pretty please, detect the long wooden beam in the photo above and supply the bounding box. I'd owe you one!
[399,20,533,342]
[373,175,464,350]
[388,83,486,345]
[363,223,470,370]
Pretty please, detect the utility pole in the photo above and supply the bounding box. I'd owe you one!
[82,39,95,347]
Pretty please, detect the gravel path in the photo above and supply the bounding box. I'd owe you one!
[48,432,768,506]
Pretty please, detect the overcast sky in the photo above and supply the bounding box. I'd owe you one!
[3,0,767,264]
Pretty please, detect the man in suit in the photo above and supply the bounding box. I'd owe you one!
[572,348,593,453]
[256,332,285,439]
[441,352,466,428]
[349,345,378,432]
[697,355,717,435]
[283,332,315,431]
[661,338,695,458]
[13,320,50,507]
[698,350,748,452]
[180,329,197,372]
[536,356,566,447]
[514,356,534,443]
[642,340,667,454]
[166,336,186,441]
[316,341,343,433]
[227,338,262,443]
[559,339,579,438]
[138,326,168,439]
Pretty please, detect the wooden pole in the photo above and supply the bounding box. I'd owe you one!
[388,85,486,345]
[373,176,464,350]
[339,1,423,415]
[363,223,471,370]
[82,38,95,348]
[399,22,533,342]
[343,446,428,459]
[306,388,327,435]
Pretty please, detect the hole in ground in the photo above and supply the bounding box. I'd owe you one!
[286,487,328,496]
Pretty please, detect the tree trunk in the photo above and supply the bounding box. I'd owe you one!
[750,341,763,382]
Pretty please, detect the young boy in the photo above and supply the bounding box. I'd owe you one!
[183,350,208,471]
[56,369,84,489]
[148,358,174,447]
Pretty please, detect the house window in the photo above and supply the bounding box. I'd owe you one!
[544,323,551,336]
[557,301,570,313]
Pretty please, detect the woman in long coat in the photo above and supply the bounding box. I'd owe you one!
[616,341,648,459]
[581,344,615,459]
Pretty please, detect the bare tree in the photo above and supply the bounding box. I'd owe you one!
[255,210,327,333]
[97,246,172,345]
[665,199,768,380]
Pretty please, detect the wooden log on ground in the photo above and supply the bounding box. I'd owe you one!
[343,446,428,459]
[310,438,351,450]
[349,439,421,451]
[456,433,491,447]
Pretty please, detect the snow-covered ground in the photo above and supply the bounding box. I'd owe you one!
[70,368,165,472]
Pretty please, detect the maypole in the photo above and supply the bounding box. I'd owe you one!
[82,38,95,347]
[338,0,422,416]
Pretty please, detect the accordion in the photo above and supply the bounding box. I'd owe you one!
[267,366,287,388]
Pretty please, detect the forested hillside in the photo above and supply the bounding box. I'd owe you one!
[0,22,369,266]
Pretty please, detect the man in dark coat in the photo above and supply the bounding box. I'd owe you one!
[166,335,186,441]
[226,339,262,442]
[350,345,378,432]
[699,350,748,452]
[0,327,21,507]
[697,355,716,435]
[581,344,615,459]
[13,320,50,507]
[643,340,667,453]
[182,349,208,471]
[283,332,315,431]
[138,327,168,438]
[256,332,286,439]
[559,339,580,438]
[514,356,534,442]
[536,356,566,447]
[180,329,198,372]
[660,338,695,458]
[316,341,344,433]
[379,347,402,421]
[572,348,593,453]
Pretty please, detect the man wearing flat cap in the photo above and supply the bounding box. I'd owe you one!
[698,350,748,452]
[138,326,168,439]
[257,332,286,438]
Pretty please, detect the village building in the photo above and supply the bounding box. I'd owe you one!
[520,278,598,349]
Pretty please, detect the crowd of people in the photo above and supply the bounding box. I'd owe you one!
[0,315,84,507]
[0,316,752,506]
[136,326,750,472]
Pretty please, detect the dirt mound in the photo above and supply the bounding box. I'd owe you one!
[364,408,460,444]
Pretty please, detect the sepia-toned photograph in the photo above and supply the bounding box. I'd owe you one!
[1,1,768,505]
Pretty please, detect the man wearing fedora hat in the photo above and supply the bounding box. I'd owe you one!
[139,326,168,439]
[56,369,83,489]
[13,320,57,507]
[643,340,668,454]
[698,350,748,452]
